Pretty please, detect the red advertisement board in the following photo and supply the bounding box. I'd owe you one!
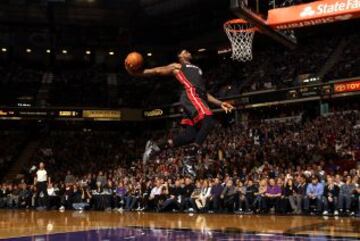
[334,80,360,93]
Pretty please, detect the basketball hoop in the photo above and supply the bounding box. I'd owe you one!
[224,19,256,62]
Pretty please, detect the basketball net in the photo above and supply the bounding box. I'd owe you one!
[224,19,256,62]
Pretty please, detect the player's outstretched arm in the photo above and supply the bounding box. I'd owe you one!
[207,93,234,113]
[126,63,181,77]
[207,93,222,107]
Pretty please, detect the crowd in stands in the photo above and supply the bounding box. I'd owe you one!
[50,66,108,107]
[1,34,359,108]
[0,64,42,106]
[0,111,359,216]
[325,34,360,80]
[0,131,28,178]
[29,129,142,179]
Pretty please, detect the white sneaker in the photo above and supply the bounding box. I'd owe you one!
[322,211,329,216]
[188,208,194,213]
[334,210,339,216]
[118,208,124,213]
[59,206,65,211]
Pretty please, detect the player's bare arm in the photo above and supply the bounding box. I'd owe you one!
[126,63,181,77]
[207,93,234,113]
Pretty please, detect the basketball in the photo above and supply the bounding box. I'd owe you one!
[125,52,143,71]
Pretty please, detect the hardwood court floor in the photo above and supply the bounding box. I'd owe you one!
[0,210,359,240]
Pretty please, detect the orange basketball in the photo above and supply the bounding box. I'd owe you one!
[125,52,143,71]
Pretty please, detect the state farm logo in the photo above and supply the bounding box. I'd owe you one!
[299,0,360,18]
[300,6,316,17]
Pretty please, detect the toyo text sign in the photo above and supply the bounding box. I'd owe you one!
[334,80,360,93]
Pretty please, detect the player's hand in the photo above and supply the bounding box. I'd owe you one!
[221,101,234,114]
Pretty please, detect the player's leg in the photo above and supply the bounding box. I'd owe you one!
[143,101,199,162]
[143,123,197,162]
[194,116,215,146]
[180,116,215,177]
[157,115,214,152]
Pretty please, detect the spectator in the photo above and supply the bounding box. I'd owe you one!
[65,171,76,185]
[322,176,340,216]
[254,179,267,213]
[338,175,356,215]
[160,179,183,212]
[190,181,202,212]
[18,183,31,209]
[295,174,307,214]
[7,184,19,208]
[182,178,195,212]
[59,184,74,211]
[245,179,258,213]
[114,181,127,210]
[220,179,237,212]
[147,179,163,211]
[283,177,300,214]
[47,183,60,210]
[264,178,282,214]
[96,171,107,187]
[236,180,249,213]
[304,176,324,214]
[198,180,211,212]
[208,178,224,213]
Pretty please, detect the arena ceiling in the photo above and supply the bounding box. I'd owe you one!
[0,0,232,50]
[0,0,358,54]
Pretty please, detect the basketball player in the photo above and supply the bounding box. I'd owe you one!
[126,50,234,176]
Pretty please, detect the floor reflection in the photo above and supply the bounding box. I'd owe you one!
[4,227,360,241]
[0,211,358,240]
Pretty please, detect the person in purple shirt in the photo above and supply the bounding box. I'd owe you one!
[303,176,324,214]
[207,178,224,213]
[264,178,282,213]
[115,181,127,210]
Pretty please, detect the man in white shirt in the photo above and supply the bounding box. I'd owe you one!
[147,180,164,210]
[34,162,49,208]
[149,180,163,199]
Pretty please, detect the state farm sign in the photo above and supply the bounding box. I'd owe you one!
[267,0,360,29]
[300,0,360,18]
